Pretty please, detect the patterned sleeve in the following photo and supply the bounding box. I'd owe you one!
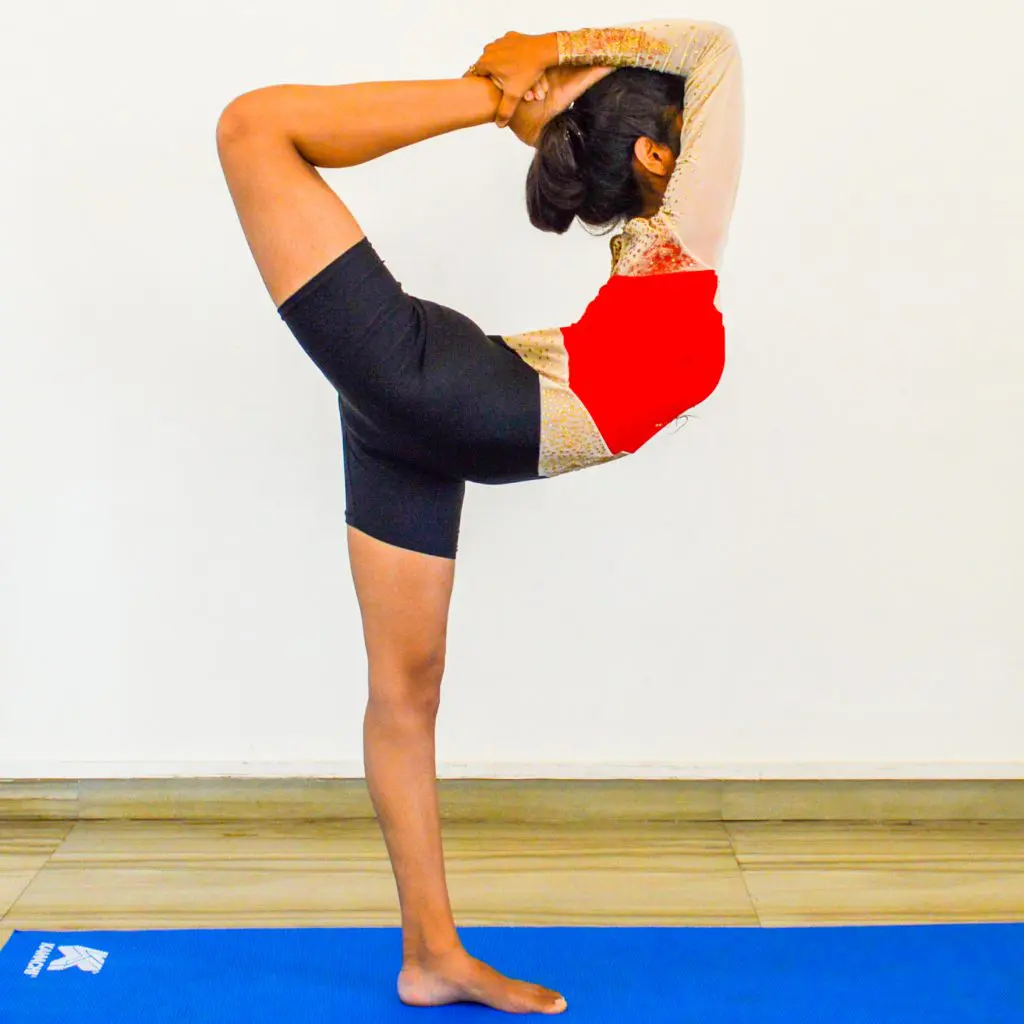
[557,19,744,270]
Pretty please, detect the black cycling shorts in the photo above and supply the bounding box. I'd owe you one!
[276,237,542,559]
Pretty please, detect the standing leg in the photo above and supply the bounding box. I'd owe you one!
[348,525,566,1015]
[347,523,459,964]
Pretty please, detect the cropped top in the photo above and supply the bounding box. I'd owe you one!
[498,18,744,477]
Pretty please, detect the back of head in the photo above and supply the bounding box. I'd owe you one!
[526,68,685,235]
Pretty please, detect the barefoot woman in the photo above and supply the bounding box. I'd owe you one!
[216,17,742,1015]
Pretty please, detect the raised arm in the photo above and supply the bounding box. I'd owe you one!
[557,20,744,269]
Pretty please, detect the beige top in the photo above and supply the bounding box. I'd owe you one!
[501,19,744,477]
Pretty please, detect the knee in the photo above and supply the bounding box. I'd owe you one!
[215,91,268,146]
[368,649,446,717]
[216,100,248,146]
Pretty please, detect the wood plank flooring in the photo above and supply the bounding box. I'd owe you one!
[3,818,1023,953]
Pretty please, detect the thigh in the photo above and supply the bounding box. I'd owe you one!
[216,116,364,310]
[276,247,542,487]
[340,405,466,562]
[275,237,422,413]
[342,411,462,689]
[347,520,456,704]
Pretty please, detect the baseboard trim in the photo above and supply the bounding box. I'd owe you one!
[2,761,1023,780]
[1,774,1023,822]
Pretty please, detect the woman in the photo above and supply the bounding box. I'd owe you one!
[216,18,743,1016]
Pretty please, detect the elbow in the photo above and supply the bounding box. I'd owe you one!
[710,25,741,71]
[707,22,737,49]
[695,20,738,52]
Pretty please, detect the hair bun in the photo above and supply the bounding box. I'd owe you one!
[525,109,588,234]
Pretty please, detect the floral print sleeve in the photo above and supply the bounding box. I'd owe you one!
[557,19,744,271]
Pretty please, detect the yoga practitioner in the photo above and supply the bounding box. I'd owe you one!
[216,17,743,1015]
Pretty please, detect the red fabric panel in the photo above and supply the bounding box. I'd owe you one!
[561,270,726,454]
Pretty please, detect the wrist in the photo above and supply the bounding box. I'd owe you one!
[465,75,503,125]
[535,31,561,69]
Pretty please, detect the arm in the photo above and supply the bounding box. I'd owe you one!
[557,20,744,269]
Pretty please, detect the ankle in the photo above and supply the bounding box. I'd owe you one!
[402,933,465,967]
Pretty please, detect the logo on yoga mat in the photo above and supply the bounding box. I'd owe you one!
[23,943,108,977]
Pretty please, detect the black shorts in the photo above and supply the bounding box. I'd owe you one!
[276,237,542,559]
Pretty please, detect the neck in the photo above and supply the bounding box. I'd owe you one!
[639,196,663,219]
[636,173,667,218]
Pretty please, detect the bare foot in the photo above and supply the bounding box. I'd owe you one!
[398,947,567,1015]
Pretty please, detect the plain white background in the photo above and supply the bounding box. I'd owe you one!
[1,0,1021,779]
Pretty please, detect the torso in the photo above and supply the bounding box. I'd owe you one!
[500,217,726,478]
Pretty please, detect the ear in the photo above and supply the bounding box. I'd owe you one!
[633,136,673,178]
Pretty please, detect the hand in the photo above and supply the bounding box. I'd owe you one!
[506,64,617,147]
[468,31,559,127]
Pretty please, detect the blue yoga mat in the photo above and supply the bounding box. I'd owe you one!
[2,923,1022,1021]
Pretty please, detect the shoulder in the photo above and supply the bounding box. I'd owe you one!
[610,215,711,276]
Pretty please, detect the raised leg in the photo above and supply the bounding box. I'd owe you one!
[215,76,502,310]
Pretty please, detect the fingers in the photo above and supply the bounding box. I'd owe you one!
[524,73,549,103]
[495,90,521,129]
[497,70,549,126]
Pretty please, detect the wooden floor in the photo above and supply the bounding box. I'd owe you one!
[3,817,1024,952]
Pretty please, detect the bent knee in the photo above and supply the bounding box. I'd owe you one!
[216,90,274,146]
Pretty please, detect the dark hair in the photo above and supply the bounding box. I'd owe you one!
[526,68,685,234]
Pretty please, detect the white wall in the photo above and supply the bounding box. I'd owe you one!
[2,0,1021,780]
